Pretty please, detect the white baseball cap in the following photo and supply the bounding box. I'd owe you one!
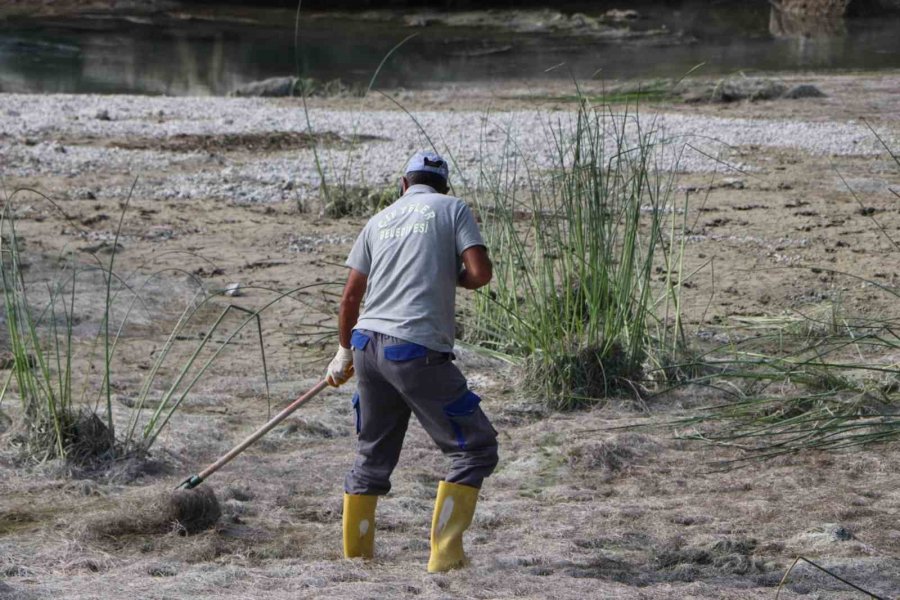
[404,150,449,181]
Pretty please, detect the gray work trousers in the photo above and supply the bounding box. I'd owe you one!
[344,329,499,496]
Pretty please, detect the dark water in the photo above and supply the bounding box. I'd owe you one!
[0,2,898,96]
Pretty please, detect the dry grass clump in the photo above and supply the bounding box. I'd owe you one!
[653,536,774,582]
[323,184,397,218]
[83,484,221,539]
[66,413,116,464]
[566,433,657,480]
[167,486,222,534]
[76,480,325,566]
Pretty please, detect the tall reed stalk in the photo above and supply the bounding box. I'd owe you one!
[1,202,86,459]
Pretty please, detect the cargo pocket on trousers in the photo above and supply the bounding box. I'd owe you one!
[384,342,427,361]
[350,330,370,351]
[443,390,483,450]
[351,392,361,435]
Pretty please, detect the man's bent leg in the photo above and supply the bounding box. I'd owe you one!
[391,359,499,487]
[343,336,411,559]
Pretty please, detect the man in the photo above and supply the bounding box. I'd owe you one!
[325,150,498,573]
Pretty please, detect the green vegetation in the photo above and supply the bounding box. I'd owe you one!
[464,98,687,409]
[511,81,678,106]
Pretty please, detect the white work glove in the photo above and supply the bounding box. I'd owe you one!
[326,345,354,387]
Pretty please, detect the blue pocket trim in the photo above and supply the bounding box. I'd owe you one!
[443,391,482,450]
[350,330,370,351]
[383,342,427,362]
[351,392,361,434]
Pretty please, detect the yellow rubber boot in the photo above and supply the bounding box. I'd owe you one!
[343,493,377,558]
[427,481,479,573]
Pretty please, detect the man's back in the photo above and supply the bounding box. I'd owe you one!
[346,184,484,353]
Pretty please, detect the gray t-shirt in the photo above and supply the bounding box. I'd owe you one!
[346,184,485,353]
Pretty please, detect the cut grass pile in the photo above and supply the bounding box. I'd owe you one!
[84,484,221,538]
[671,311,900,461]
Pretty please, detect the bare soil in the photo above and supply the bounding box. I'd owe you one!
[1,74,899,599]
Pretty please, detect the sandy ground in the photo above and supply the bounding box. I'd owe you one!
[1,73,900,599]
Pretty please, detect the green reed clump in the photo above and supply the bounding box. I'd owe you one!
[1,206,82,460]
[466,98,685,409]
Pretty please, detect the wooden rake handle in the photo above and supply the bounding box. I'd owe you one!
[179,380,330,489]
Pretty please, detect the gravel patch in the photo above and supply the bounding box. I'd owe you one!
[2,94,896,204]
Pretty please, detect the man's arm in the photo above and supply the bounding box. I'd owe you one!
[458,246,492,290]
[339,268,368,347]
[326,268,368,387]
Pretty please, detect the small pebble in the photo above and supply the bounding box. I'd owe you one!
[147,564,177,577]
[829,525,853,541]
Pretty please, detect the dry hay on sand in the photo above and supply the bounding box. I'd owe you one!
[84,484,221,539]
